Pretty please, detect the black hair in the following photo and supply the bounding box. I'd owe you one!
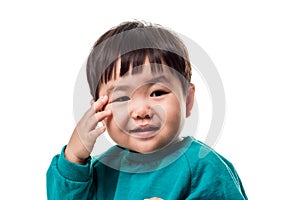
[86,21,192,100]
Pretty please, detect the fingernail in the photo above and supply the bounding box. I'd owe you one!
[101,95,108,101]
[100,126,106,132]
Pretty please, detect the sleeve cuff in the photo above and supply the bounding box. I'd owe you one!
[57,145,92,182]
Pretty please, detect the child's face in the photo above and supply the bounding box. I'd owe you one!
[99,58,194,153]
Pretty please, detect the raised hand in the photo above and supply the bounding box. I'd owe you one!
[65,96,112,164]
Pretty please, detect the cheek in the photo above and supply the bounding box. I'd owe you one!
[112,102,129,121]
[105,103,130,131]
[164,98,183,121]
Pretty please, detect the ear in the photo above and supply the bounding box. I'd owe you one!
[186,83,195,117]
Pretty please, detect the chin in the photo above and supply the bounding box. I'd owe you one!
[131,141,165,154]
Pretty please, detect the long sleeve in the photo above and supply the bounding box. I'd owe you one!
[46,138,248,199]
[46,146,96,200]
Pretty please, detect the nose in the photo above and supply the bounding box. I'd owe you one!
[129,98,152,120]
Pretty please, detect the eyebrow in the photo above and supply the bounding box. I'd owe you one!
[106,85,130,95]
[144,76,169,85]
[106,75,169,95]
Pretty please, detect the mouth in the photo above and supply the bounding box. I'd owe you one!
[128,125,160,139]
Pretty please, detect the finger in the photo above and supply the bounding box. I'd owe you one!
[84,109,112,131]
[90,125,106,138]
[94,109,112,122]
[83,96,109,120]
[90,99,95,106]
[93,95,109,112]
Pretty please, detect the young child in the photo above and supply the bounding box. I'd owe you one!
[47,21,248,200]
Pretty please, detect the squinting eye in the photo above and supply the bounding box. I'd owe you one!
[150,90,168,97]
[112,96,130,103]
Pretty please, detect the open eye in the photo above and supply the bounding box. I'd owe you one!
[150,90,169,97]
[112,96,130,103]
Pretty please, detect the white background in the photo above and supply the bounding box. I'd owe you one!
[1,0,299,199]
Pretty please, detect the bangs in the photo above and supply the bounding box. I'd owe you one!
[100,48,166,84]
[94,48,189,100]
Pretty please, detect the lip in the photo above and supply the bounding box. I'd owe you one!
[129,125,160,139]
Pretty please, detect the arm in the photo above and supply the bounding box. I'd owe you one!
[46,96,112,199]
[46,148,95,200]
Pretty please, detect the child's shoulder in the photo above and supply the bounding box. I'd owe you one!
[183,136,234,171]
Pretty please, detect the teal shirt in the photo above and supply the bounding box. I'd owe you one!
[47,137,247,199]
